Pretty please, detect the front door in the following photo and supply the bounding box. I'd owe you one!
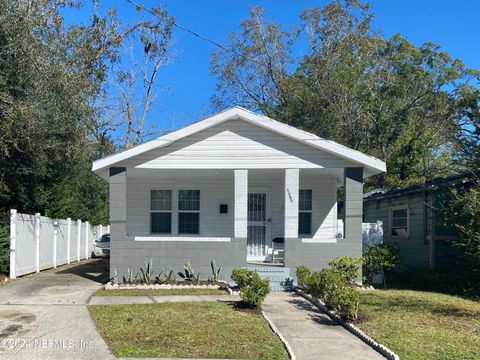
[247,191,270,261]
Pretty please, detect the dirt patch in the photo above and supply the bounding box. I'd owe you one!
[351,308,369,324]
[232,301,263,315]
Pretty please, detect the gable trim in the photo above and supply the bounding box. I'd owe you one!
[92,107,386,175]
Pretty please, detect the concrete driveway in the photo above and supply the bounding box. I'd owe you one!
[0,259,115,360]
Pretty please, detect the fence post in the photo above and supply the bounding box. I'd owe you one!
[107,225,110,234]
[85,221,89,260]
[9,209,17,279]
[53,220,58,268]
[98,224,103,238]
[35,213,41,273]
[77,219,81,262]
[67,218,71,264]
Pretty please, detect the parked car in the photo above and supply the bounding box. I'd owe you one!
[92,233,110,258]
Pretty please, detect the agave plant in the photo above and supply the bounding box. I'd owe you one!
[157,268,175,284]
[125,267,135,284]
[140,259,153,284]
[178,262,199,282]
[210,260,222,282]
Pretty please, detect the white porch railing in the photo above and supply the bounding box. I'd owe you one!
[9,209,109,279]
[336,220,383,246]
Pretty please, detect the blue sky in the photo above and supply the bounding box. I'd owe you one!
[63,1,480,131]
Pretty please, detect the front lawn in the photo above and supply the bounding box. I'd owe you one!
[89,301,288,359]
[358,289,480,360]
[95,287,229,296]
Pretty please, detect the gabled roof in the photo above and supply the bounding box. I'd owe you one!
[92,106,386,176]
[364,173,477,201]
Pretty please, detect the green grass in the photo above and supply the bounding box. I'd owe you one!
[95,287,229,297]
[358,290,480,360]
[88,301,289,359]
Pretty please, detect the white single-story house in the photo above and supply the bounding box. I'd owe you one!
[92,107,386,287]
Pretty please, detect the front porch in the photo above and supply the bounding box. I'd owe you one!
[122,167,362,267]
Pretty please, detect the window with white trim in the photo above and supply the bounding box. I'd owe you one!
[299,189,312,235]
[150,190,172,234]
[390,205,409,238]
[178,190,200,234]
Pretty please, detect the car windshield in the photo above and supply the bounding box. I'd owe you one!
[97,234,110,243]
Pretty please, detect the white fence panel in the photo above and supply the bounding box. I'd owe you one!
[39,215,55,271]
[362,221,383,247]
[336,220,383,247]
[56,219,69,265]
[13,212,37,277]
[9,209,108,279]
[79,222,86,261]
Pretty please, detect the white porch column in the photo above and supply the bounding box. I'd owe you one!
[284,168,299,238]
[234,169,248,238]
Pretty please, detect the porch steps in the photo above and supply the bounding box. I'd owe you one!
[246,266,293,292]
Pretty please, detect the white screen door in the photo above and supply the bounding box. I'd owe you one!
[247,192,270,260]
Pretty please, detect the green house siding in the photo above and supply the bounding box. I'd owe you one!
[364,193,431,267]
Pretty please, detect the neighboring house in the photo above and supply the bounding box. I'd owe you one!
[92,107,386,283]
[363,173,475,269]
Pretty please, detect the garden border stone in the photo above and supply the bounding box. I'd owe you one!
[261,310,296,360]
[295,288,400,360]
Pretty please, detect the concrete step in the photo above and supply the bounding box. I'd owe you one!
[246,266,293,292]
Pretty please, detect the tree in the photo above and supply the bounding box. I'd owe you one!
[447,181,480,271]
[0,0,174,227]
[211,5,297,116]
[211,0,480,190]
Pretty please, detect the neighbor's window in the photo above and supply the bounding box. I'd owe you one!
[390,205,409,238]
[178,190,200,234]
[299,189,312,235]
[150,190,172,234]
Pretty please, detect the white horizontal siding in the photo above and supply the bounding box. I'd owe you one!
[118,120,356,169]
[300,175,338,243]
[126,170,338,243]
[126,174,234,237]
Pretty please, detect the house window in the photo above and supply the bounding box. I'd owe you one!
[390,205,409,238]
[178,190,200,234]
[150,190,172,234]
[299,189,312,235]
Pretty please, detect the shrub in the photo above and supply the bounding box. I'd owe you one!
[330,285,360,319]
[296,265,311,289]
[231,269,270,308]
[0,224,9,275]
[390,265,480,298]
[329,256,363,283]
[308,268,342,300]
[297,257,362,320]
[363,244,401,286]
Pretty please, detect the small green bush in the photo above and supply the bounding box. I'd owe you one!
[0,224,9,275]
[363,244,401,286]
[308,268,341,300]
[329,285,360,319]
[231,269,270,308]
[296,265,311,289]
[297,257,362,320]
[329,256,363,283]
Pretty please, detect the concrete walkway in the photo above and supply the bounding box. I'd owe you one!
[263,292,386,360]
[0,259,115,360]
[89,294,240,305]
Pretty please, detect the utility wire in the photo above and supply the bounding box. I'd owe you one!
[125,0,253,62]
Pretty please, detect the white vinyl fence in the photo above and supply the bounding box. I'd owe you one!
[9,209,109,279]
[336,220,383,247]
